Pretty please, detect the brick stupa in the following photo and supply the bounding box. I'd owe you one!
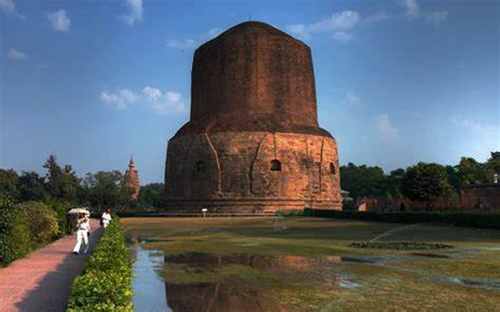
[164,21,341,213]
[125,157,140,200]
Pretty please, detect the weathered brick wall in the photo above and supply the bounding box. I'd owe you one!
[190,21,317,130]
[164,21,341,213]
[461,184,500,211]
[165,131,341,212]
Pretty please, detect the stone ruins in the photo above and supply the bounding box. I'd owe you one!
[164,21,341,213]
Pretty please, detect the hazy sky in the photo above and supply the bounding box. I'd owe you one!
[1,0,499,184]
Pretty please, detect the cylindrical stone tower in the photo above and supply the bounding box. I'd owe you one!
[164,21,341,213]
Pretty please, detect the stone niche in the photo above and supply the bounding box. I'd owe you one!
[164,21,342,213]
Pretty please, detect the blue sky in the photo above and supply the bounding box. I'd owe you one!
[1,0,499,184]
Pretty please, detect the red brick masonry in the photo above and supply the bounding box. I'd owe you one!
[164,22,342,213]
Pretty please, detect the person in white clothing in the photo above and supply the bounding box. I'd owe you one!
[101,209,112,228]
[73,214,91,255]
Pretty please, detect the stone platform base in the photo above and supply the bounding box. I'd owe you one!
[162,198,342,214]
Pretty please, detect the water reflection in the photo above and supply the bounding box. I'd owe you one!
[133,249,363,312]
[133,245,172,312]
[163,253,360,312]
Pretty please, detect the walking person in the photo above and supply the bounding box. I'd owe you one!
[101,208,112,228]
[73,213,91,255]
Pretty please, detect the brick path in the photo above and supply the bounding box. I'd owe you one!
[0,219,103,312]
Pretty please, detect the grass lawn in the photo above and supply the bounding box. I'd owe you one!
[122,217,500,312]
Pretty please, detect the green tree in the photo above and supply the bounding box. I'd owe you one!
[43,155,81,203]
[83,171,127,212]
[17,171,48,201]
[386,168,405,198]
[445,165,461,192]
[0,195,31,264]
[340,163,387,200]
[138,183,165,209]
[17,201,59,248]
[457,157,488,185]
[486,151,500,181]
[0,169,19,199]
[401,162,453,209]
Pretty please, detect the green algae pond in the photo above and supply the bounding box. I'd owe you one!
[123,217,500,312]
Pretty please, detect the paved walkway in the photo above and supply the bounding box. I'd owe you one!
[0,220,103,312]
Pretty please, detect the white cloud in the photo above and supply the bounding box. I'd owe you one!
[286,24,310,40]
[1,0,25,19]
[0,0,14,13]
[401,0,448,24]
[166,39,197,49]
[100,89,139,110]
[7,48,27,61]
[332,31,353,43]
[403,0,420,18]
[425,11,448,25]
[375,114,399,143]
[287,10,360,41]
[121,0,143,26]
[451,117,500,135]
[311,11,360,32]
[152,91,186,114]
[167,28,222,50]
[101,86,186,114]
[142,86,162,101]
[47,9,71,32]
[344,92,360,106]
[364,11,390,24]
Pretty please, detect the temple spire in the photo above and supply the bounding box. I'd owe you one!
[125,156,140,200]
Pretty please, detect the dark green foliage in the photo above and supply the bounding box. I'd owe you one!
[401,163,453,205]
[457,157,489,185]
[0,196,31,265]
[18,171,48,201]
[17,201,59,249]
[138,183,165,209]
[386,168,405,197]
[44,199,72,236]
[340,154,496,204]
[0,169,19,198]
[43,155,81,203]
[340,163,387,199]
[82,171,130,212]
[486,151,500,178]
[446,165,461,193]
[67,219,133,312]
[305,209,500,229]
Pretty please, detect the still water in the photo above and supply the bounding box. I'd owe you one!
[132,246,172,312]
[132,244,500,312]
[132,245,363,312]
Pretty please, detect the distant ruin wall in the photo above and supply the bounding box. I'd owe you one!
[460,184,500,211]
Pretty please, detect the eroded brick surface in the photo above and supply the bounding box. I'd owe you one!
[164,22,341,213]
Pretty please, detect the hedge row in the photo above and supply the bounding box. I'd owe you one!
[66,218,133,312]
[303,209,500,229]
[0,197,60,265]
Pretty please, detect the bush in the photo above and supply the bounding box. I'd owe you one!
[0,196,31,265]
[18,201,59,248]
[304,209,500,229]
[45,199,72,236]
[67,218,133,312]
